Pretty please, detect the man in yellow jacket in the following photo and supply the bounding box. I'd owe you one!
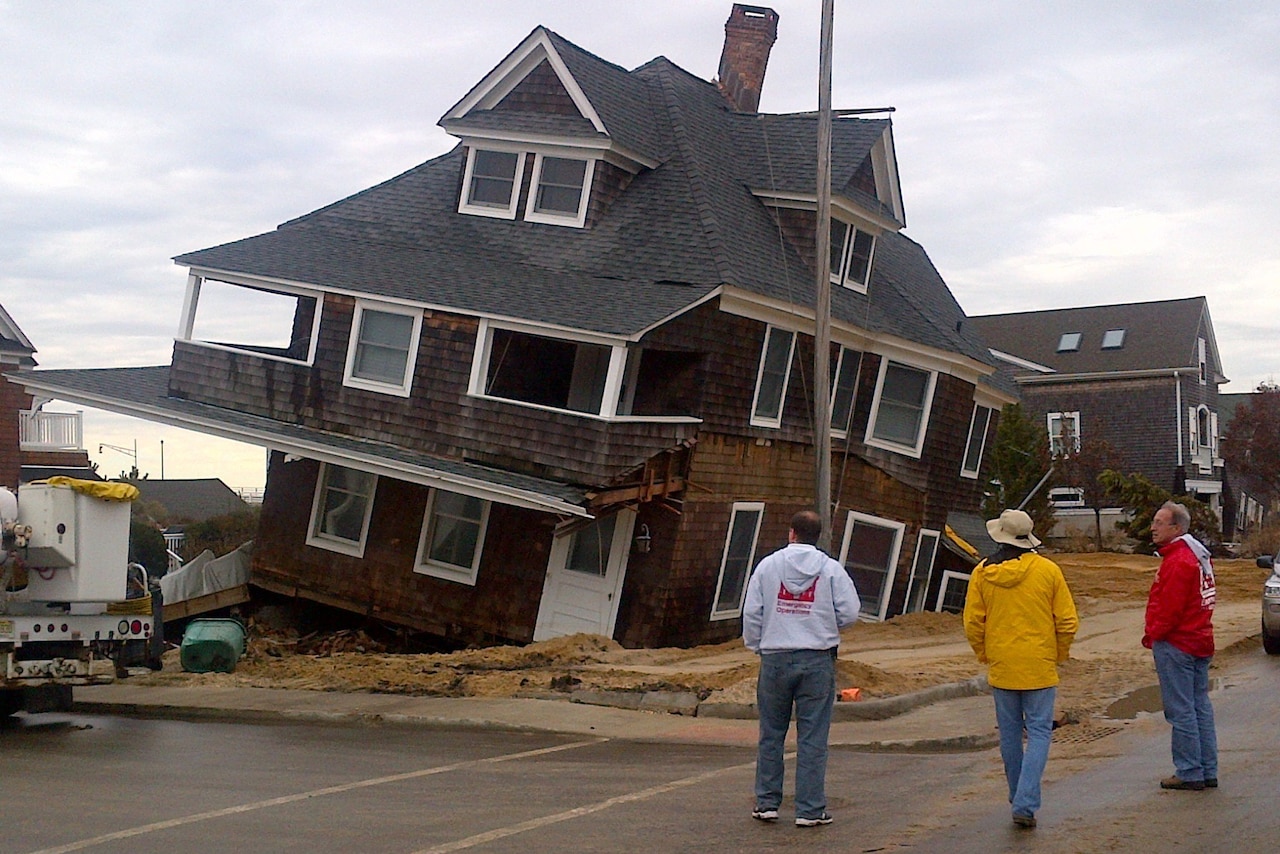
[964,509,1078,830]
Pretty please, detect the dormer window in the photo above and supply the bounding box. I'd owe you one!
[525,154,594,227]
[1101,329,1126,349]
[459,148,525,219]
[1057,332,1082,352]
[830,220,875,291]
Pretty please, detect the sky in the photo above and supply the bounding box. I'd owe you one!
[2,1,1277,491]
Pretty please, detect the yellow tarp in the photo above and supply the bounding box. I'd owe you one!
[41,476,140,503]
[944,524,981,559]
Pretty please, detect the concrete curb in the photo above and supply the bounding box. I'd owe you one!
[697,675,990,720]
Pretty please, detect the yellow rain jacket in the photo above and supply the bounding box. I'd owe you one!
[963,551,1078,690]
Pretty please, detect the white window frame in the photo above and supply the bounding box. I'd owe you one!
[306,463,377,558]
[458,147,526,219]
[904,529,941,614]
[960,403,993,479]
[750,326,796,428]
[829,346,861,438]
[342,299,423,398]
[1197,337,1208,384]
[934,570,971,614]
[523,152,595,227]
[178,272,323,366]
[864,359,936,458]
[1047,411,1081,456]
[468,319,629,419]
[414,488,492,586]
[838,510,906,621]
[1049,486,1086,508]
[829,219,876,293]
[710,502,765,621]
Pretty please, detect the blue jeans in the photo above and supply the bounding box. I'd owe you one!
[992,686,1056,819]
[1152,641,1218,782]
[755,649,836,819]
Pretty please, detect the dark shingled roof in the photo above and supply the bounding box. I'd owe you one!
[133,478,249,523]
[20,366,588,510]
[971,297,1212,377]
[174,25,995,379]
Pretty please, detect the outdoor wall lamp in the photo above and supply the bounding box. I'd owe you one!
[633,523,652,554]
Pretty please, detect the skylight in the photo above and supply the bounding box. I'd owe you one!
[1101,329,1126,349]
[1056,332,1082,352]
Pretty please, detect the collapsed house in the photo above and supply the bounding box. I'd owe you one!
[16,5,1012,647]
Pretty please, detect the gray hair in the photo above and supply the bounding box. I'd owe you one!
[1161,500,1190,534]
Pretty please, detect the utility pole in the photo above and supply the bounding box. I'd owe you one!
[813,0,835,551]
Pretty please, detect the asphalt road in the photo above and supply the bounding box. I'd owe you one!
[3,648,1276,853]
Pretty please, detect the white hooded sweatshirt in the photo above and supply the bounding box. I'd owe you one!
[742,543,861,654]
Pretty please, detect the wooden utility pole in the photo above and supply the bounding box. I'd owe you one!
[813,0,834,551]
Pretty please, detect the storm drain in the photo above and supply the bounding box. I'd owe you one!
[1052,725,1124,745]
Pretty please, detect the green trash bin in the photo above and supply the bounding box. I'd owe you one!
[180,618,247,674]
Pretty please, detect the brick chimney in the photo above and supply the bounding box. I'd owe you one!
[716,4,779,113]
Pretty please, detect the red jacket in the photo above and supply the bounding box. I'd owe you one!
[1143,537,1215,657]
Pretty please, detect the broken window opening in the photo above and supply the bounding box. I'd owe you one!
[186,277,318,362]
[485,328,611,415]
[618,347,704,417]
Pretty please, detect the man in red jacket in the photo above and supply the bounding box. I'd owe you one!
[1144,500,1218,791]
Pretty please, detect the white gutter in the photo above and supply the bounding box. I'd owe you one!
[1174,371,1183,469]
[16,376,591,519]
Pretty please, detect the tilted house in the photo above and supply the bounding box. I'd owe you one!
[970,296,1234,535]
[16,5,1011,647]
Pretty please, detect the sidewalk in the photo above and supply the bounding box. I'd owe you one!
[72,677,1000,753]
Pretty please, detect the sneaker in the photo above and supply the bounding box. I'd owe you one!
[1160,775,1205,791]
[795,813,833,827]
[1012,813,1037,829]
[751,807,778,822]
[1205,778,1218,788]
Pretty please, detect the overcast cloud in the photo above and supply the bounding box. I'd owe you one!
[2,1,1277,489]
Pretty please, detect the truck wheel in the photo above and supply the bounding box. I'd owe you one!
[1,690,22,717]
[1263,621,1280,655]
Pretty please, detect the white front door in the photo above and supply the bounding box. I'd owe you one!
[533,511,635,641]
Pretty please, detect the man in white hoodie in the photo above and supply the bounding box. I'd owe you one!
[743,510,861,827]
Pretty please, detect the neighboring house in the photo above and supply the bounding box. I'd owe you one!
[14,5,1012,647]
[970,296,1236,538]
[133,478,250,524]
[0,303,96,489]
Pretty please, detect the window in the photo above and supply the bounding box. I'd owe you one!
[1198,337,1208,384]
[1057,332,1082,352]
[476,324,620,416]
[1049,487,1085,508]
[181,275,320,363]
[838,511,905,620]
[618,347,704,417]
[1047,411,1081,456]
[711,503,764,620]
[934,571,970,614]
[750,326,796,428]
[566,515,617,577]
[343,301,422,396]
[1198,408,1211,448]
[829,220,876,291]
[307,463,377,557]
[904,529,940,613]
[830,347,862,436]
[415,489,490,585]
[961,404,993,478]
[1101,329,1126,349]
[459,148,525,218]
[525,154,594,226]
[866,360,935,456]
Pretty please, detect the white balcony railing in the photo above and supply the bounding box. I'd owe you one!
[18,409,84,451]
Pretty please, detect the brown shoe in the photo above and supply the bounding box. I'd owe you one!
[1012,814,1036,828]
[1160,776,1205,791]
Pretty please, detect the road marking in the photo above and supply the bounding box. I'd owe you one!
[24,739,604,854]
[410,754,777,853]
